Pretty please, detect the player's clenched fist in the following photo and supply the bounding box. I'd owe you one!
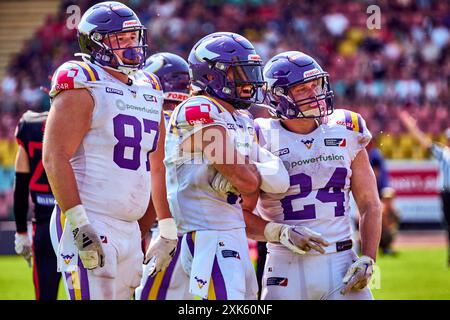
[66,205,105,270]
[341,255,374,295]
[144,218,178,277]
[264,222,330,254]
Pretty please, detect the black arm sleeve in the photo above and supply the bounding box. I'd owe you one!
[13,172,31,233]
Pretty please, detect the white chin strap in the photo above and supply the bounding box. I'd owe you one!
[112,52,140,75]
[116,65,139,76]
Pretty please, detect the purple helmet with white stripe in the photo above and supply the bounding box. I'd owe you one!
[77,1,148,75]
[188,32,266,109]
[263,51,334,119]
[145,52,190,102]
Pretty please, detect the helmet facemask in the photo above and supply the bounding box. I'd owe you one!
[86,27,148,75]
[270,74,334,119]
[204,58,267,109]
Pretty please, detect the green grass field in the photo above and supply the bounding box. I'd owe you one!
[0,246,449,300]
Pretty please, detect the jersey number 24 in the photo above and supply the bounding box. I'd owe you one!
[281,167,347,220]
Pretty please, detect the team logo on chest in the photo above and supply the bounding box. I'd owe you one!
[301,138,315,149]
[128,89,137,98]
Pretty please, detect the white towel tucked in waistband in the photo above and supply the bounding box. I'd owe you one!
[189,230,219,299]
[56,224,79,272]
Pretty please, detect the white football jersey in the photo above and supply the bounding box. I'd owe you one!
[254,109,372,251]
[49,60,164,221]
[165,95,256,233]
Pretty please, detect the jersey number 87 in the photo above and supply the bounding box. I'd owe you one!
[112,114,159,171]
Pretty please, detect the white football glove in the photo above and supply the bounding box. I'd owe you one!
[341,255,374,295]
[211,171,238,195]
[144,218,178,277]
[14,232,32,267]
[65,205,105,270]
[264,222,329,255]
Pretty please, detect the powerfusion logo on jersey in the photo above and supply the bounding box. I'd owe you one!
[115,99,159,114]
[290,154,345,168]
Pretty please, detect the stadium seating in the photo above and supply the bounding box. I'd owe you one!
[0,0,60,79]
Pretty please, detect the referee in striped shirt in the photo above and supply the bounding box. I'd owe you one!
[400,110,450,266]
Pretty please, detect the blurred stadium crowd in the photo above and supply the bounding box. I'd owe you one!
[0,0,449,218]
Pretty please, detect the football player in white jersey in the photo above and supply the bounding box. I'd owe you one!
[135,52,193,300]
[252,51,381,300]
[164,33,329,300]
[43,2,177,300]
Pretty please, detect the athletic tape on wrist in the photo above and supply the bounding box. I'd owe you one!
[65,204,90,229]
[264,222,285,242]
[158,218,177,240]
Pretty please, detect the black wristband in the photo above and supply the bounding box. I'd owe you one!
[13,172,31,233]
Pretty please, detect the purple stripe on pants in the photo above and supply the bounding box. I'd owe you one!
[139,272,156,300]
[211,256,227,300]
[56,205,63,241]
[156,237,182,300]
[186,232,195,256]
[64,272,75,300]
[78,257,90,300]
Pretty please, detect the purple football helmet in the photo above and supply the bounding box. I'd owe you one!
[77,1,148,75]
[188,32,266,109]
[263,51,334,119]
[145,52,190,102]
